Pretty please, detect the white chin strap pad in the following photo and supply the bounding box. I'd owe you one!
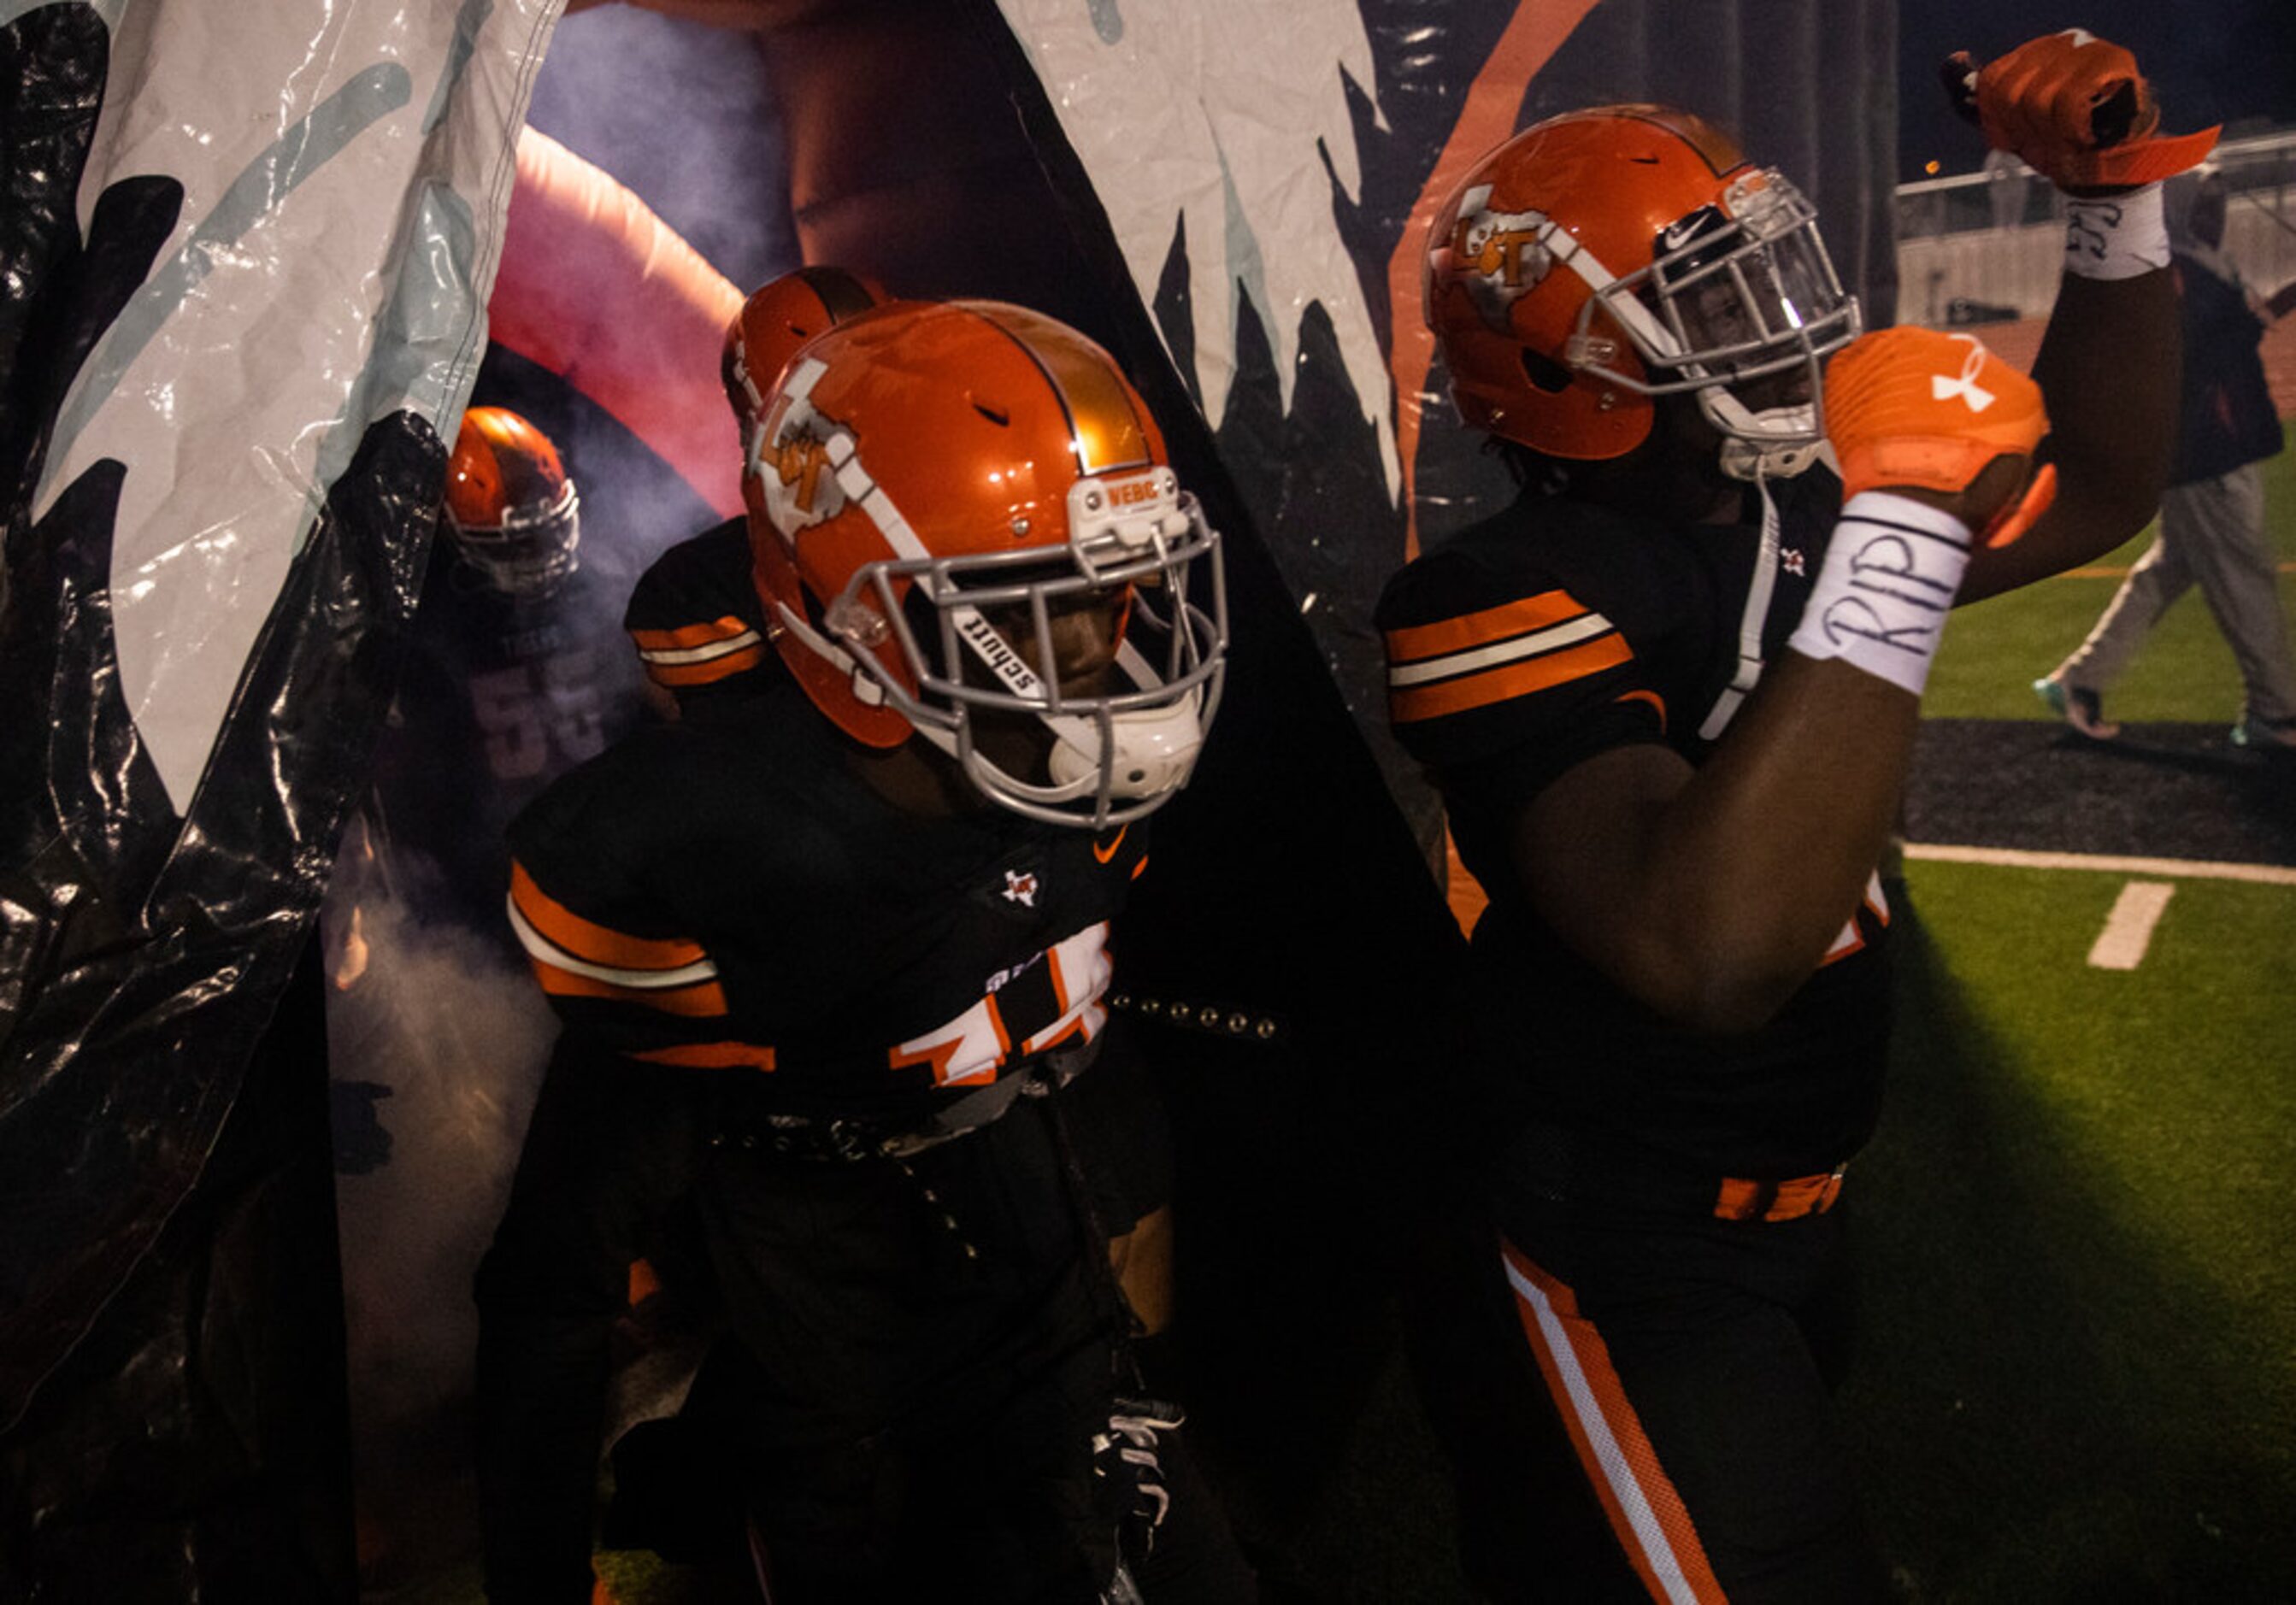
[1047,699,1204,800]
[1704,391,1824,482]
[1717,434,1824,482]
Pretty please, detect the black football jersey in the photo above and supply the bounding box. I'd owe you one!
[504,674,1148,1128]
[621,517,776,708]
[1375,471,1893,1179]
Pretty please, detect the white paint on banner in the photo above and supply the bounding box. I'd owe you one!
[994,0,1399,499]
[2087,880,2175,971]
[0,0,130,27]
[32,0,563,807]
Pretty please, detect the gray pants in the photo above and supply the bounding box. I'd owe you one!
[2053,460,2296,725]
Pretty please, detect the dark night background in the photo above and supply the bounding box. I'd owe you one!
[1899,1,2296,181]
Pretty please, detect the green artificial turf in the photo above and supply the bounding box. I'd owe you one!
[1844,861,2296,1602]
[1926,446,2296,726]
[1874,437,2296,1594]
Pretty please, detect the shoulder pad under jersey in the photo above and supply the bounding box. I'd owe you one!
[1376,500,1684,773]
[624,520,771,700]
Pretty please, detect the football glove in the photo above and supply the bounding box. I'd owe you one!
[1945,30,2217,190]
[1824,326,2057,549]
[1092,1396,1184,1561]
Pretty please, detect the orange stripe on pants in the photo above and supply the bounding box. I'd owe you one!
[1499,1239,1729,1605]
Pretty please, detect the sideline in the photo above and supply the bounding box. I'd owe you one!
[2059,561,2296,579]
[1904,842,2296,887]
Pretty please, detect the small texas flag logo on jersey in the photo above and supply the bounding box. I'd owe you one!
[1003,869,1039,907]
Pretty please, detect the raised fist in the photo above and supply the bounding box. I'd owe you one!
[1824,326,2055,548]
[1946,30,2217,191]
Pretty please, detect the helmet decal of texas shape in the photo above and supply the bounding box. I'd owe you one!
[742,299,1227,830]
[1437,185,1556,333]
[751,359,851,538]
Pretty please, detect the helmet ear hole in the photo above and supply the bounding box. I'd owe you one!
[1519,348,1573,395]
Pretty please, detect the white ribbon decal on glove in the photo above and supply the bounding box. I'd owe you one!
[1930,337,1996,412]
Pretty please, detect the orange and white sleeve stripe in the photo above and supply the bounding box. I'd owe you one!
[627,614,764,689]
[507,861,728,1019]
[1500,1240,1729,1605]
[1384,590,1632,724]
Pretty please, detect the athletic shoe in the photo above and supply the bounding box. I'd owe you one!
[2230,714,2296,753]
[2033,676,2119,739]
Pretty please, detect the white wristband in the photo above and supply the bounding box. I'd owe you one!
[2063,183,2168,280]
[1787,492,1973,697]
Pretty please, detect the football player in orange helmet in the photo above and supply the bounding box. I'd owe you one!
[1424,104,1862,485]
[441,405,583,595]
[720,263,890,448]
[626,266,894,708]
[478,299,1251,1601]
[327,397,664,1590]
[745,297,1226,830]
[1383,39,2210,1603]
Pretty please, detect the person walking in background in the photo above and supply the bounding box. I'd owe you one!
[2035,165,2296,749]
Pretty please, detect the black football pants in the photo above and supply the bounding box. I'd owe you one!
[1410,1194,1891,1604]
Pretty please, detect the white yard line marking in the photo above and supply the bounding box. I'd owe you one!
[1904,843,2296,887]
[2087,881,2176,970]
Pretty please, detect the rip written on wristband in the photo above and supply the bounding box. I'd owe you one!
[1816,525,1963,653]
[1843,528,1962,613]
[1789,497,1972,697]
[1812,594,1945,659]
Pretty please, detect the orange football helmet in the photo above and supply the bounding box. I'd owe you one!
[1424,105,1862,479]
[441,406,580,594]
[720,265,890,436]
[746,299,1227,829]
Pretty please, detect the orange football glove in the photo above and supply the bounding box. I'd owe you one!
[1825,326,2057,549]
[1946,31,2217,189]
